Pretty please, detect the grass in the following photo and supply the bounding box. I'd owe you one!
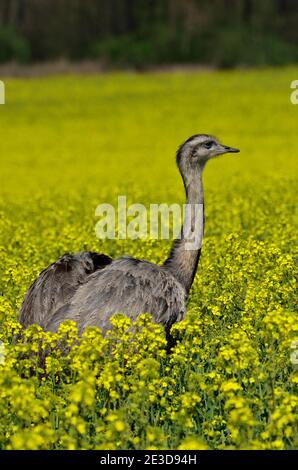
[0,67,297,449]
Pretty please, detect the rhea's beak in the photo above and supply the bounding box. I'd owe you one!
[221,145,240,154]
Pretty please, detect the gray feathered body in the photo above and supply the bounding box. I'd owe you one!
[45,256,186,335]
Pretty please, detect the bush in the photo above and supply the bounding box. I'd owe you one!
[0,26,31,64]
[211,27,298,68]
[90,26,298,69]
[90,35,157,68]
[89,25,203,68]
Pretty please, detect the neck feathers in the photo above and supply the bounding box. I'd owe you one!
[164,165,204,294]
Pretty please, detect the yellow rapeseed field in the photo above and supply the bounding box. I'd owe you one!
[0,67,297,449]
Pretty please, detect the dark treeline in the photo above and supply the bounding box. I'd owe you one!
[0,0,297,67]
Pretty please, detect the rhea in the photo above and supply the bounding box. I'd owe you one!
[19,135,239,336]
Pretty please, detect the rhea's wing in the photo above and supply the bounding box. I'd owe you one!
[45,257,186,335]
[19,251,112,328]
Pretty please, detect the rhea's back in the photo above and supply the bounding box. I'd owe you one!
[45,257,186,334]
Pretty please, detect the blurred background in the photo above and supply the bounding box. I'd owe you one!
[0,0,297,70]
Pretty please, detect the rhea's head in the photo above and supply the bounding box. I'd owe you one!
[177,134,239,176]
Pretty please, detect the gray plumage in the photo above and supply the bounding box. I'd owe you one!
[19,252,112,328]
[19,135,239,335]
[45,257,186,335]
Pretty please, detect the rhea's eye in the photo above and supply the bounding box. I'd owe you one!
[203,141,214,149]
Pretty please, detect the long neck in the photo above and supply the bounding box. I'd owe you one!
[164,164,205,294]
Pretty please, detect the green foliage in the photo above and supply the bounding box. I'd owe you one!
[211,28,298,68]
[0,26,30,64]
[91,35,158,68]
[0,68,297,449]
[91,27,298,69]
[0,1,297,67]
[90,23,206,68]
